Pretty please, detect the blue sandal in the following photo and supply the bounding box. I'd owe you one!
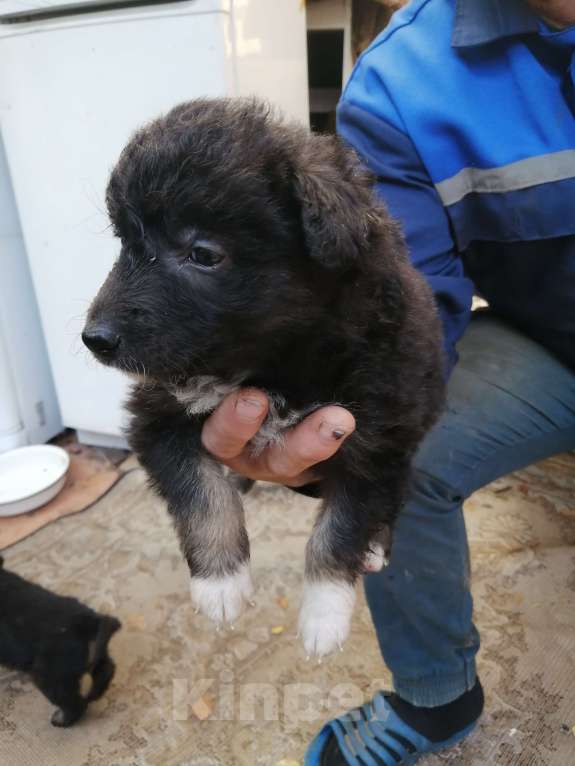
[305,691,478,765]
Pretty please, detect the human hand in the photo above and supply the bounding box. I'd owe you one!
[201,389,355,487]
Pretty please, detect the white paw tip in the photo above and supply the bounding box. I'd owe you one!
[363,543,387,573]
[298,580,356,658]
[190,563,254,625]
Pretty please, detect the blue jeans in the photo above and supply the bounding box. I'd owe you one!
[365,312,575,707]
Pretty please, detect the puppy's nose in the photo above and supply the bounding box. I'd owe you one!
[82,324,121,355]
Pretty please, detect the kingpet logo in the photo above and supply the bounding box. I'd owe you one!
[172,654,388,727]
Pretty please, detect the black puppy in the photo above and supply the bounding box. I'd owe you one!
[0,556,120,726]
[82,98,444,657]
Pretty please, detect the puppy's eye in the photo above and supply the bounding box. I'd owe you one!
[185,242,226,270]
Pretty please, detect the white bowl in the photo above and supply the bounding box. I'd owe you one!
[0,445,70,517]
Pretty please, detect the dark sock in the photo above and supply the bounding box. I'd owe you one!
[320,679,483,765]
[386,678,484,742]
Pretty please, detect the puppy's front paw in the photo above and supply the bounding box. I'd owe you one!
[190,562,254,625]
[298,580,356,658]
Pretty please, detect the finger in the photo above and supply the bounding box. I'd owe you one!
[264,406,356,480]
[225,452,318,487]
[202,389,269,460]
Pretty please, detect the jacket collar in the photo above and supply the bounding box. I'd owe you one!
[452,0,538,48]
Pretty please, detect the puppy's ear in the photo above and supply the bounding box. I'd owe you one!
[293,137,377,272]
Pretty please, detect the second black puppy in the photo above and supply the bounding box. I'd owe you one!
[0,557,120,726]
[83,99,444,657]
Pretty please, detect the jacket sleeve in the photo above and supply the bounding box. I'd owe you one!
[337,94,474,375]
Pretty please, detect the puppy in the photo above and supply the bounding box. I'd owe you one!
[82,98,444,657]
[0,556,120,726]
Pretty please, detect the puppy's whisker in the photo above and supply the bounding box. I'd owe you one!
[137,359,152,385]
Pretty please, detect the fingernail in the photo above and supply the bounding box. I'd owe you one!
[319,421,348,442]
[236,395,265,419]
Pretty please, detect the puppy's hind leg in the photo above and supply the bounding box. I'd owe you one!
[298,472,402,658]
[298,500,358,660]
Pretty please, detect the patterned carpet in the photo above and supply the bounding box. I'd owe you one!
[1,454,574,766]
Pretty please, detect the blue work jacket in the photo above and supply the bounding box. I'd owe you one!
[337,0,575,373]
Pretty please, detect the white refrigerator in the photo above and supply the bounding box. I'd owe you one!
[0,133,62,453]
[0,0,309,446]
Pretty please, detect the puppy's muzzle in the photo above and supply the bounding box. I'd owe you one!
[82,322,121,357]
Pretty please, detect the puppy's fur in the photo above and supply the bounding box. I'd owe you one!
[0,556,120,726]
[83,99,444,656]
